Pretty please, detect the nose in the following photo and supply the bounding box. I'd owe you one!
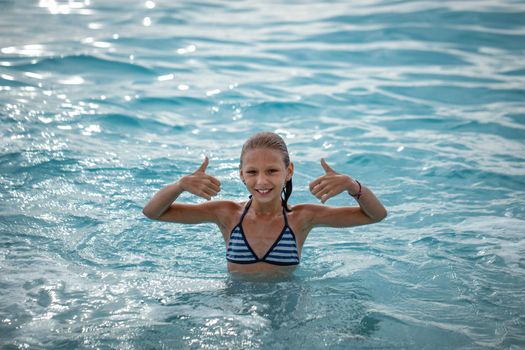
[255,174,270,186]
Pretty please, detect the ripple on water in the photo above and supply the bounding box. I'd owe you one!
[14,54,155,77]
[382,85,525,105]
[1,0,525,349]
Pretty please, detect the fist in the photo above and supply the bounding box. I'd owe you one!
[180,156,221,200]
[309,158,354,203]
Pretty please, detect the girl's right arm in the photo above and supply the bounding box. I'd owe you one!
[142,156,222,223]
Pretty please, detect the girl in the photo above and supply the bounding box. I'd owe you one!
[143,132,387,276]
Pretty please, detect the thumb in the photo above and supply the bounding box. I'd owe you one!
[320,158,334,173]
[196,156,209,173]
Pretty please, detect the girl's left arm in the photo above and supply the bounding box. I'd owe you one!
[307,158,387,226]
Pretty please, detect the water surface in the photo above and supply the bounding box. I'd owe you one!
[1,0,525,349]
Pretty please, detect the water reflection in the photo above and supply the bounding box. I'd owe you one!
[149,275,375,349]
[2,0,524,348]
[1,44,45,56]
[38,0,92,15]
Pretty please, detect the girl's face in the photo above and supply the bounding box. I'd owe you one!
[240,148,293,203]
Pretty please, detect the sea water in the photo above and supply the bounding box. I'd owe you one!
[1,0,524,349]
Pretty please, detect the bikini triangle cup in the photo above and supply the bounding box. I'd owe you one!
[226,197,299,266]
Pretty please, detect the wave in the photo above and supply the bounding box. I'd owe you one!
[11,54,155,77]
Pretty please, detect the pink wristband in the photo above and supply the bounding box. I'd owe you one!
[348,180,362,200]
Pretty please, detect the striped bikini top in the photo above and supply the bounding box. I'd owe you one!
[226,198,300,266]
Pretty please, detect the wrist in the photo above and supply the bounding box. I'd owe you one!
[347,178,359,193]
[347,180,362,199]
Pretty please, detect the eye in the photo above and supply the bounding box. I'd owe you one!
[246,170,256,174]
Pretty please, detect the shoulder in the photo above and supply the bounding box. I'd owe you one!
[286,203,322,228]
[201,199,248,228]
[285,203,338,237]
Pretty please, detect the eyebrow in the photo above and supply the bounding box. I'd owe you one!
[245,165,281,170]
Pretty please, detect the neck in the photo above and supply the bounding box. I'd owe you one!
[250,198,282,216]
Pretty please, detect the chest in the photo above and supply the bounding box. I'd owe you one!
[241,217,287,257]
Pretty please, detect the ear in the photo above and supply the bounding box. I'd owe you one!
[239,170,245,183]
[286,162,294,181]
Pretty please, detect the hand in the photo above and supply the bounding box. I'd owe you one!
[309,158,356,203]
[179,156,221,200]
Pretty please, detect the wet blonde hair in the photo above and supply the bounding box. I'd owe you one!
[240,132,293,212]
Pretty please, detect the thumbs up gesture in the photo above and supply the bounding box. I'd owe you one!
[309,158,355,203]
[179,156,221,200]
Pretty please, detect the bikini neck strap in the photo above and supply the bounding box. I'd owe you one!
[239,196,253,222]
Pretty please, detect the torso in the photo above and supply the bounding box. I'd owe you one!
[217,200,312,274]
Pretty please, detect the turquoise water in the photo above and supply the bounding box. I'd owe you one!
[1,0,525,348]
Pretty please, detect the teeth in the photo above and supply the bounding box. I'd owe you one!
[257,189,271,194]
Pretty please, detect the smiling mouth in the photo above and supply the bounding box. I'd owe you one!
[256,189,272,194]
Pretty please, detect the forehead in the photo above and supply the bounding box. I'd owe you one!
[242,148,285,167]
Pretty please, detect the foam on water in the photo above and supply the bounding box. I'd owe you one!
[1,0,525,349]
